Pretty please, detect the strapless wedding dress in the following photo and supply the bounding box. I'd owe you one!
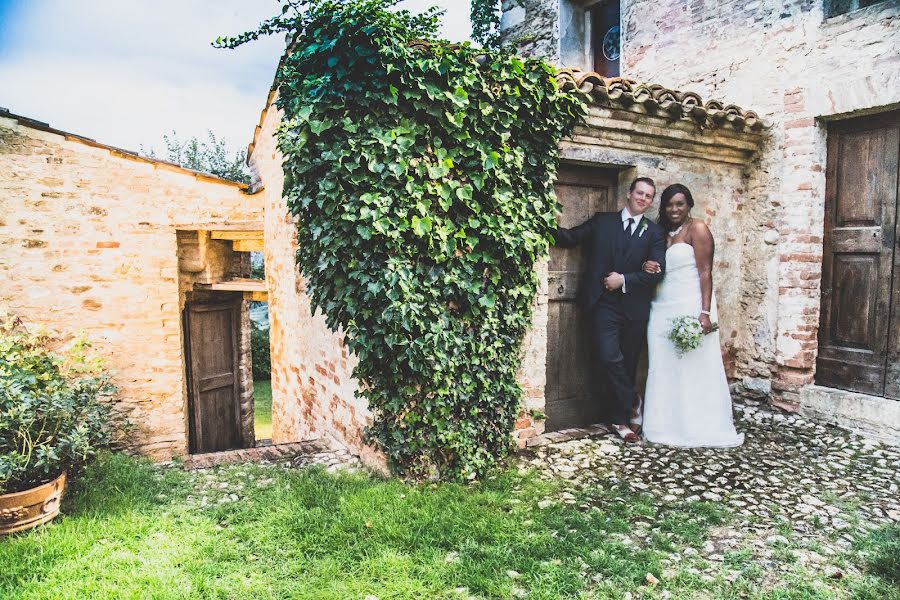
[642,243,744,448]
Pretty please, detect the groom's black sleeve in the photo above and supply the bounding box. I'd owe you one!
[552,213,599,248]
[622,225,667,292]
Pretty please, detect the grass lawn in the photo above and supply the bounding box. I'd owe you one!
[1,453,896,599]
[254,379,272,440]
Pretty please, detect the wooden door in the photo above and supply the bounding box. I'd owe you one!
[817,110,900,399]
[546,164,618,431]
[185,301,243,453]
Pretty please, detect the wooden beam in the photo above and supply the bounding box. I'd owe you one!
[196,278,266,293]
[233,239,264,252]
[244,291,268,302]
[174,221,263,231]
[210,230,264,241]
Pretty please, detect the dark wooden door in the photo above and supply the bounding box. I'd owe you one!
[817,110,900,399]
[185,301,243,453]
[546,164,618,431]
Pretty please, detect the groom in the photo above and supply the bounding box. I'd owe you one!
[553,177,667,442]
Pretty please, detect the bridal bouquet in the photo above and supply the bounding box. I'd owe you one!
[668,316,719,355]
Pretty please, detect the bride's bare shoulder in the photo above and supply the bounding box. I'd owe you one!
[689,219,712,237]
[686,219,714,248]
[689,218,710,231]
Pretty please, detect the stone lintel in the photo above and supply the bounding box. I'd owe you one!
[559,141,663,169]
[564,106,765,166]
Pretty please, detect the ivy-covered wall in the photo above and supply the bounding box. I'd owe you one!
[233,0,584,480]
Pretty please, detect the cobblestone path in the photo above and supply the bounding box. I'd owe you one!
[523,400,900,584]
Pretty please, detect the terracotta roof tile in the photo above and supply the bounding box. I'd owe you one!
[556,68,769,132]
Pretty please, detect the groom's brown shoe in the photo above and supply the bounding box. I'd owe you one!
[612,424,639,443]
[629,393,644,435]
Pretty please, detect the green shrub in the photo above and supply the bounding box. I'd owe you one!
[250,321,271,380]
[217,0,584,480]
[0,315,117,494]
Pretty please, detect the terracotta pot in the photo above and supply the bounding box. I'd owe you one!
[0,472,67,535]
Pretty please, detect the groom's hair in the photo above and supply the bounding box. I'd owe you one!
[629,177,656,194]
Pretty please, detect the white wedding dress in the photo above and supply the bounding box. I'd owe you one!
[642,243,744,447]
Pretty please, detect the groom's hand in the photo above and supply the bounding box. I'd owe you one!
[604,272,625,291]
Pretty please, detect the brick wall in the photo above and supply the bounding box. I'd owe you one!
[501,0,900,406]
[619,0,900,402]
[0,113,262,459]
[248,95,387,470]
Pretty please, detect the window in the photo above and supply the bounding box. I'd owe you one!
[591,0,621,77]
[825,0,890,18]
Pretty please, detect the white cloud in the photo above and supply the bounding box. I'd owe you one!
[0,0,472,154]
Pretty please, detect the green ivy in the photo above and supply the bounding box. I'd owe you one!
[217,0,585,480]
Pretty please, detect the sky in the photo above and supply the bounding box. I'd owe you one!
[0,0,472,156]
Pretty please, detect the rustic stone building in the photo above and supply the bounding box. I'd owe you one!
[4,0,896,468]
[0,109,268,459]
[248,0,899,460]
[501,0,900,441]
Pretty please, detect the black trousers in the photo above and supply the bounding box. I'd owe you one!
[589,302,646,425]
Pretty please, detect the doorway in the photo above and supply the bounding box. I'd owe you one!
[545,164,619,431]
[816,109,900,400]
[184,299,245,453]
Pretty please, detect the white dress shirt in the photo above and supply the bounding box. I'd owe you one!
[619,208,644,294]
[621,207,641,234]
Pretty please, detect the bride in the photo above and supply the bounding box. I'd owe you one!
[639,184,743,448]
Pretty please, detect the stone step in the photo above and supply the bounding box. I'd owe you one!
[183,439,334,470]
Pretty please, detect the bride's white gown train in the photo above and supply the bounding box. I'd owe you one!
[643,243,744,448]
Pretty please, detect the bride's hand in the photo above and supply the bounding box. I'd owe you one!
[642,260,661,274]
[699,313,713,334]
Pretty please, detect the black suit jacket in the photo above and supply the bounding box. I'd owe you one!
[554,212,667,321]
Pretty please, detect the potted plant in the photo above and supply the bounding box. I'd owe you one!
[0,314,117,535]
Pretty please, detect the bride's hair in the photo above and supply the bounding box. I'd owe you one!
[658,183,695,232]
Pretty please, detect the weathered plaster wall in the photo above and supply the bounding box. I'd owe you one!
[619,0,900,406]
[0,113,262,459]
[501,1,900,427]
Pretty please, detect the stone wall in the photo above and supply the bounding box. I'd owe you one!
[501,1,900,428]
[0,112,262,459]
[248,94,386,470]
[501,0,561,62]
[618,0,900,406]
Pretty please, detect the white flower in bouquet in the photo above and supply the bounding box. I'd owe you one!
[667,315,719,355]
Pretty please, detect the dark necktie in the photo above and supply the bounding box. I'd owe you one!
[624,217,634,237]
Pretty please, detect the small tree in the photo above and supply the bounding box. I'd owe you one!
[470,0,502,49]
[142,131,251,184]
